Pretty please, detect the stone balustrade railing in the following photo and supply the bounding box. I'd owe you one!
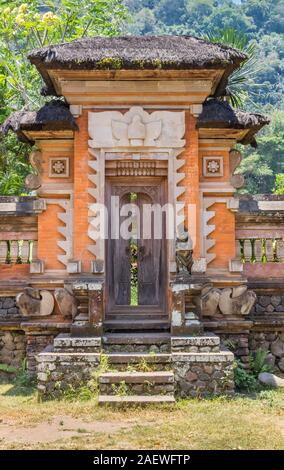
[236,238,284,264]
[0,196,39,266]
[236,195,284,276]
[0,239,36,265]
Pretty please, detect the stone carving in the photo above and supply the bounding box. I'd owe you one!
[229,149,245,189]
[49,157,69,178]
[203,156,224,177]
[117,161,156,176]
[201,285,221,316]
[88,107,185,148]
[25,150,43,190]
[201,285,256,316]
[16,288,54,316]
[54,287,78,319]
[112,114,162,146]
[175,228,193,276]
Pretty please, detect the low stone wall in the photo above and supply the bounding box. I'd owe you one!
[251,295,284,315]
[0,297,19,316]
[220,333,250,369]
[26,334,54,374]
[37,348,100,398]
[0,331,26,368]
[249,331,284,372]
[173,350,235,398]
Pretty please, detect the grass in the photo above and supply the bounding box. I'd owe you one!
[0,381,283,450]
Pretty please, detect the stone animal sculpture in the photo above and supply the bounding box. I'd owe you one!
[54,287,78,319]
[16,288,54,316]
[201,284,256,316]
[175,227,194,275]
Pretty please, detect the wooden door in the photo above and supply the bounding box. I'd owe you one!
[106,177,167,314]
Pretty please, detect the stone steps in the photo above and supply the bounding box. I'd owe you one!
[106,352,172,370]
[106,314,168,320]
[103,319,170,331]
[98,395,175,405]
[36,332,235,401]
[171,334,220,353]
[53,333,101,352]
[102,332,171,353]
[99,371,175,395]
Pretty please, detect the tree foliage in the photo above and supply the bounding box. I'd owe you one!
[0,1,128,113]
[126,0,284,195]
[0,0,128,194]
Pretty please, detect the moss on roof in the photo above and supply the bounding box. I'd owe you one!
[197,99,270,146]
[27,35,247,97]
[0,100,78,144]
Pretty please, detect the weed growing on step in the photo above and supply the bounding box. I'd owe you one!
[111,380,130,397]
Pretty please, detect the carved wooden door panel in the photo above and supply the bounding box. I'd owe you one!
[112,191,131,305]
[106,178,166,314]
[137,191,161,306]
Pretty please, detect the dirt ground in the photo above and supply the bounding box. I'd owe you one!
[0,382,283,450]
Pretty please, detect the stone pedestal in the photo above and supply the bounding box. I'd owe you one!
[170,276,208,336]
[71,280,104,337]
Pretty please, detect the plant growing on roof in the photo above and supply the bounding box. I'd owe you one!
[205,27,262,107]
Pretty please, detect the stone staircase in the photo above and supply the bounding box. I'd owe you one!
[99,332,174,404]
[36,331,235,402]
[98,371,175,405]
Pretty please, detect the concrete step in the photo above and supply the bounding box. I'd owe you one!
[104,319,170,331]
[106,352,171,370]
[53,334,101,352]
[171,334,220,353]
[106,314,168,320]
[98,395,176,405]
[102,332,171,353]
[99,371,174,383]
[99,371,174,395]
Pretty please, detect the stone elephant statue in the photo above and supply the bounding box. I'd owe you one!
[201,284,256,317]
[16,288,54,316]
[54,287,78,319]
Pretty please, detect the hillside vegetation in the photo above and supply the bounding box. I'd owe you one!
[0,1,283,194]
[126,0,284,194]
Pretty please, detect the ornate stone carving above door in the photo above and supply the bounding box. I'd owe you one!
[88,106,185,149]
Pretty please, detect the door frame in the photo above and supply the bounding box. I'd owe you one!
[105,176,168,316]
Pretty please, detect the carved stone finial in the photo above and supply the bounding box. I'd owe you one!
[175,226,194,276]
[25,150,43,190]
[229,149,245,189]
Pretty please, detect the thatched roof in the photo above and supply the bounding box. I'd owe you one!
[1,98,269,147]
[0,100,78,144]
[197,99,270,146]
[28,35,247,97]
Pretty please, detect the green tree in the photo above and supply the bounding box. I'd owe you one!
[0,0,128,195]
[273,174,284,195]
[238,111,284,194]
[0,1,128,112]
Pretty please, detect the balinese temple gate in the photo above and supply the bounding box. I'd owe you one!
[1,36,281,403]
